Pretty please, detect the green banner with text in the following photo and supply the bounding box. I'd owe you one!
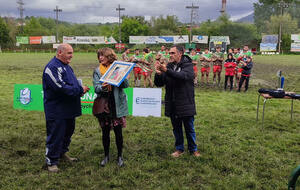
[13,84,134,115]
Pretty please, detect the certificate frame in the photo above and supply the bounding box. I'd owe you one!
[99,61,135,87]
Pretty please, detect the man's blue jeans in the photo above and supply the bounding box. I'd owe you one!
[170,115,197,152]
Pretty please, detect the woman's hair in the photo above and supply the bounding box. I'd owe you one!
[227,53,233,59]
[97,47,117,64]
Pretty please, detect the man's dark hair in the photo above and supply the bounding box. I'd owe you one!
[143,48,149,53]
[124,47,129,51]
[171,45,184,54]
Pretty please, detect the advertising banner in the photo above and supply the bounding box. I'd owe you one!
[261,35,278,44]
[42,36,56,44]
[210,36,230,45]
[63,36,111,44]
[129,35,189,44]
[14,84,162,117]
[74,36,92,44]
[129,36,148,44]
[260,43,277,52]
[29,36,42,44]
[144,36,158,44]
[291,43,300,52]
[132,88,162,117]
[192,35,208,44]
[63,36,77,44]
[16,36,29,44]
[174,35,189,44]
[104,36,117,44]
[291,34,300,42]
[157,36,174,43]
[90,36,106,44]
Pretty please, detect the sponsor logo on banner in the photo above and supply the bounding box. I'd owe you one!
[145,36,158,44]
[291,34,300,43]
[260,43,277,52]
[29,36,42,44]
[291,42,300,52]
[157,36,174,43]
[42,36,56,44]
[192,35,208,44]
[132,88,161,117]
[174,35,189,44]
[16,36,29,44]
[135,97,160,105]
[210,36,230,45]
[63,36,77,44]
[19,88,31,105]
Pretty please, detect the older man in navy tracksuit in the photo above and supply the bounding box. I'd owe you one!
[42,44,89,172]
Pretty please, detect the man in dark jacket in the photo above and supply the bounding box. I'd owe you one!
[238,55,253,92]
[42,44,89,172]
[154,45,200,158]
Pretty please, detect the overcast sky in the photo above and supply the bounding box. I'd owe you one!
[0,0,258,23]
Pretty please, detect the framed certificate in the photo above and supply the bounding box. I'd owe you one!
[100,61,135,87]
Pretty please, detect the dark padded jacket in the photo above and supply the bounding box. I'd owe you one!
[241,61,253,76]
[154,55,196,117]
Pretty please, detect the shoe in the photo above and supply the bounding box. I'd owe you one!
[61,154,78,162]
[171,150,184,158]
[117,156,124,167]
[192,151,201,157]
[100,156,109,167]
[47,165,59,173]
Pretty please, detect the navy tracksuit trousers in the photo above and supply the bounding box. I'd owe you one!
[45,118,75,166]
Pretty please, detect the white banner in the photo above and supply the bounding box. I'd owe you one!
[291,42,300,52]
[157,36,174,43]
[105,36,117,44]
[260,43,277,52]
[129,35,188,44]
[192,35,208,44]
[63,36,77,44]
[63,36,115,44]
[291,34,300,43]
[174,35,189,44]
[132,88,162,117]
[129,36,147,44]
[210,36,230,45]
[53,44,60,49]
[90,36,105,44]
[42,36,56,44]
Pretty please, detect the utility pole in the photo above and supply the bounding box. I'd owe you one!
[186,3,199,45]
[278,0,289,54]
[17,0,25,33]
[116,4,125,45]
[54,6,62,43]
[220,0,227,15]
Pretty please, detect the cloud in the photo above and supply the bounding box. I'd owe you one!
[0,0,258,23]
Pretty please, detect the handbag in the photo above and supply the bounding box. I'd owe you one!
[92,97,110,116]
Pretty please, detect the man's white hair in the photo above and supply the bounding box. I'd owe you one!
[56,44,72,54]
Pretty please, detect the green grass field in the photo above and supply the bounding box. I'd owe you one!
[0,53,300,189]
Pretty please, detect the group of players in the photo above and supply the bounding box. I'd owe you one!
[121,44,253,92]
